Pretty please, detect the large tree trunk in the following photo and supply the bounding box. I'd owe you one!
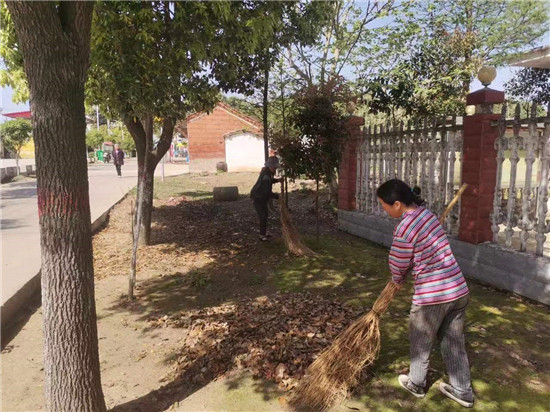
[6,3,106,411]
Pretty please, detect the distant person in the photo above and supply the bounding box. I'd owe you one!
[250,156,281,241]
[113,144,125,177]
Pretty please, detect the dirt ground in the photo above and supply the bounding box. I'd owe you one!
[2,172,550,412]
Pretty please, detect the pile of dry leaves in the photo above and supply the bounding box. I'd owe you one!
[149,292,365,391]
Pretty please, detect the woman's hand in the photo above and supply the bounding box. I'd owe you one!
[392,280,403,290]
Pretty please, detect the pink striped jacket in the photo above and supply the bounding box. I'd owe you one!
[389,207,469,305]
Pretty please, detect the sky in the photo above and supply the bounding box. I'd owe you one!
[1,0,547,122]
[0,65,522,122]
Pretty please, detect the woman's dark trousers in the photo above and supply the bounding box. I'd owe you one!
[253,200,268,236]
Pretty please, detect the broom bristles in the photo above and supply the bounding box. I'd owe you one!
[280,195,316,257]
[289,281,400,411]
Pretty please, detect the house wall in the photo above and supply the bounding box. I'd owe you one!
[225,133,265,172]
[188,106,261,172]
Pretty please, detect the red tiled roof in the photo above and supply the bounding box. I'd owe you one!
[3,111,31,119]
[186,102,262,129]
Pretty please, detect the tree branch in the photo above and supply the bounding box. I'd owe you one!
[335,0,397,78]
[151,117,176,167]
[286,48,312,87]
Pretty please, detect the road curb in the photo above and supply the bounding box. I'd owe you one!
[1,189,133,344]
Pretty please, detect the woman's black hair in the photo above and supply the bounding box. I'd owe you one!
[376,179,425,206]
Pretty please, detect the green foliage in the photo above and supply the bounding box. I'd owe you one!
[362,26,476,116]
[274,79,351,183]
[432,0,549,66]
[0,118,32,154]
[85,128,108,150]
[0,2,29,103]
[110,125,136,152]
[288,0,404,87]
[359,0,549,117]
[87,2,328,121]
[86,124,136,152]
[506,68,550,105]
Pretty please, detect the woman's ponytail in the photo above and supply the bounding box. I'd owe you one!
[377,179,425,206]
[411,186,425,206]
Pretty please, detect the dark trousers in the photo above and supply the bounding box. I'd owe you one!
[409,294,473,399]
[115,164,122,176]
[253,200,268,236]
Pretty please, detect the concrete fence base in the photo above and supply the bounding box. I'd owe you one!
[339,210,550,305]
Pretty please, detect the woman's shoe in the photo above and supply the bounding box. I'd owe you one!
[398,375,426,399]
[439,382,474,408]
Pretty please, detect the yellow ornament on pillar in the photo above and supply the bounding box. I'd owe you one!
[477,66,497,88]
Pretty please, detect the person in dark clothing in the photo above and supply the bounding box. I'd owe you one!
[251,156,281,241]
[113,144,125,177]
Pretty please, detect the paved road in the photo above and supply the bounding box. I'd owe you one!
[1,158,188,307]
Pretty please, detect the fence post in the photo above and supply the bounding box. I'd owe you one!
[458,88,505,244]
[338,115,365,211]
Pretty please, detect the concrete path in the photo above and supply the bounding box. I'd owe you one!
[1,158,188,310]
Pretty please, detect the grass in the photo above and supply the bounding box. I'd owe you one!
[132,172,550,411]
[269,235,550,412]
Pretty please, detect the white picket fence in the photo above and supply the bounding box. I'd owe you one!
[491,103,550,256]
[355,117,463,234]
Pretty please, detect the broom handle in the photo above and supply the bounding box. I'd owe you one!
[439,183,468,225]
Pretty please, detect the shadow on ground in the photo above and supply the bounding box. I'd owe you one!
[99,175,550,412]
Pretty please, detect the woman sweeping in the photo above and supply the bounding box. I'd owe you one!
[250,156,282,241]
[377,179,474,408]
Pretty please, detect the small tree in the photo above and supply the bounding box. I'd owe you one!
[275,79,350,240]
[0,118,32,174]
[85,128,107,151]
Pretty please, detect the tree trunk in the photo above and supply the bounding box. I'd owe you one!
[328,170,338,204]
[263,65,269,161]
[124,115,175,246]
[285,175,289,207]
[15,151,20,176]
[6,3,106,411]
[129,179,145,299]
[316,178,320,244]
[140,161,155,245]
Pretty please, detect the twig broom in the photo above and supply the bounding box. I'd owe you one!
[289,184,468,411]
[280,181,316,257]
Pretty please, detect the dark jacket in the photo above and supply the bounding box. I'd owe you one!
[251,167,279,202]
[113,149,125,165]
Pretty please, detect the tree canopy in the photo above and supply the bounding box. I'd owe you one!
[0,117,32,155]
[0,1,28,103]
[359,0,549,116]
[506,68,550,105]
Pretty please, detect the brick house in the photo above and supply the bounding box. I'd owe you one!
[182,102,265,172]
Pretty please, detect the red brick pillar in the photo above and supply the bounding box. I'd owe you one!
[338,115,365,211]
[458,88,505,244]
